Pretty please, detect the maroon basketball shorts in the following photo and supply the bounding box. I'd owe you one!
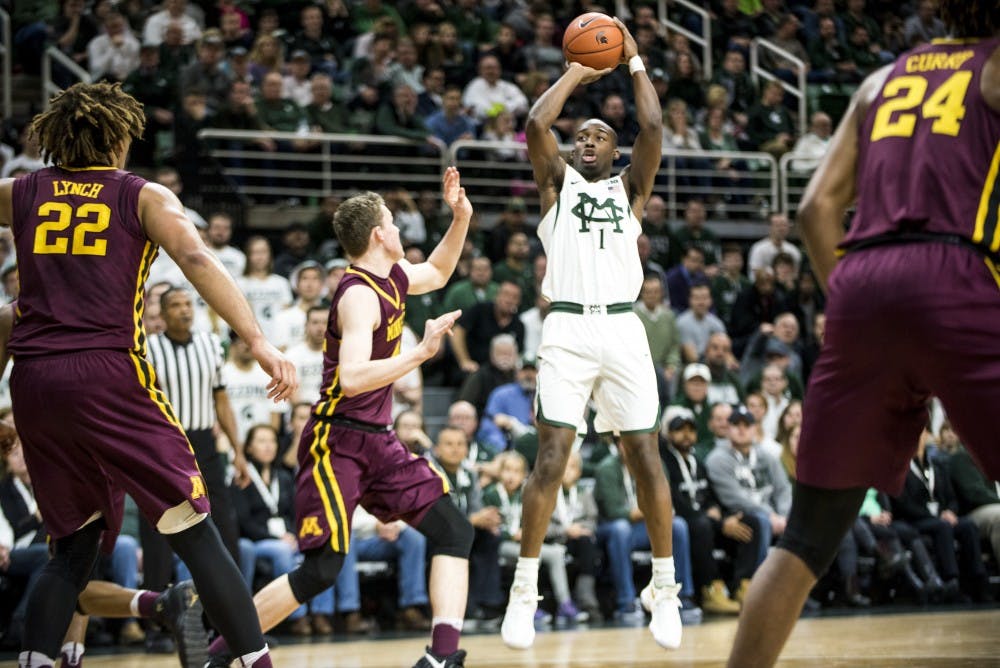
[294,416,449,553]
[11,350,209,548]
[798,241,1000,494]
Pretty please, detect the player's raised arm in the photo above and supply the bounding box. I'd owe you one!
[400,166,472,295]
[140,183,297,402]
[797,65,890,289]
[526,62,611,205]
[615,18,662,213]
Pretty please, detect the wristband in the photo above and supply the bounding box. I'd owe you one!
[628,55,646,75]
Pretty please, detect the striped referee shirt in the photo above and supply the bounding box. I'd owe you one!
[146,331,226,431]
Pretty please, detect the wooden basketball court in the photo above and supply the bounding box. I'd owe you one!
[71,609,1000,666]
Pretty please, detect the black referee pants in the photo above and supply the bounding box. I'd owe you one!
[139,428,241,592]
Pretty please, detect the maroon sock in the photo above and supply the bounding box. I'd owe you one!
[430,622,460,656]
[137,591,159,618]
[208,636,229,656]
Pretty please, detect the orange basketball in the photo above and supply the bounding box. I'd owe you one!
[562,12,624,70]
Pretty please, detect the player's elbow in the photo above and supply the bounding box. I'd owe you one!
[637,108,661,133]
[795,195,831,234]
[424,266,449,292]
[174,247,215,273]
[339,374,362,398]
[525,113,548,136]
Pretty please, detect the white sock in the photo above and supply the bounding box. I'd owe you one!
[129,590,148,617]
[652,556,676,589]
[19,651,55,668]
[238,646,270,666]
[431,616,464,631]
[513,557,540,589]
[60,643,85,666]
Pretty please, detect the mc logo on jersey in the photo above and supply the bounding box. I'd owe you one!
[299,516,324,538]
[572,192,625,234]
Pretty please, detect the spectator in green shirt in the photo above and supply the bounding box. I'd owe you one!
[491,232,534,311]
[633,274,682,387]
[443,256,498,313]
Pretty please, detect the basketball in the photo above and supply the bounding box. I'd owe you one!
[562,13,624,70]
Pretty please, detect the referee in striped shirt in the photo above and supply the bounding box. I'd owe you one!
[140,287,247,603]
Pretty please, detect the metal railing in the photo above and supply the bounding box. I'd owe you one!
[448,139,777,222]
[750,38,807,137]
[0,8,10,120]
[41,45,91,109]
[658,0,713,77]
[193,130,778,226]
[778,151,818,219]
[196,129,443,200]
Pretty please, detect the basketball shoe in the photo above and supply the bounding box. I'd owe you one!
[500,583,541,649]
[640,582,683,649]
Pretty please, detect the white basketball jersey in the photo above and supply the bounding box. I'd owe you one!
[538,165,643,304]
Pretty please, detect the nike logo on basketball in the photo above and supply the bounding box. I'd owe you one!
[580,17,597,27]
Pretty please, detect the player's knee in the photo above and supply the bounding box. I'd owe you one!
[417,496,474,559]
[51,522,104,592]
[777,483,867,578]
[288,546,345,603]
[533,444,571,487]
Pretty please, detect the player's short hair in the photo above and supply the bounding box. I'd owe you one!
[333,191,385,259]
[159,286,190,311]
[307,305,329,319]
[32,82,145,168]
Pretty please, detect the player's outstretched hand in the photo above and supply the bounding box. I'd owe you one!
[613,18,638,62]
[420,309,461,360]
[250,338,299,402]
[567,61,614,84]
[442,166,472,222]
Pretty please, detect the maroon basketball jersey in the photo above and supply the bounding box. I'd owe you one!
[314,263,409,425]
[845,38,1000,250]
[9,167,155,358]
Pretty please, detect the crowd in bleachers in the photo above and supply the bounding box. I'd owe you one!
[2,0,999,656]
[2,0,953,191]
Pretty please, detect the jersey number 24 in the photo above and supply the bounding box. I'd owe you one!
[871,71,972,141]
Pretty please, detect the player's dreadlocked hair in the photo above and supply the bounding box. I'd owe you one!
[31,82,145,168]
[938,0,1000,38]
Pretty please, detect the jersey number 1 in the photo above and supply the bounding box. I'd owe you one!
[870,71,973,141]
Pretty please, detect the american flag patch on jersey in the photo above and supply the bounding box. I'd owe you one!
[607,179,622,193]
